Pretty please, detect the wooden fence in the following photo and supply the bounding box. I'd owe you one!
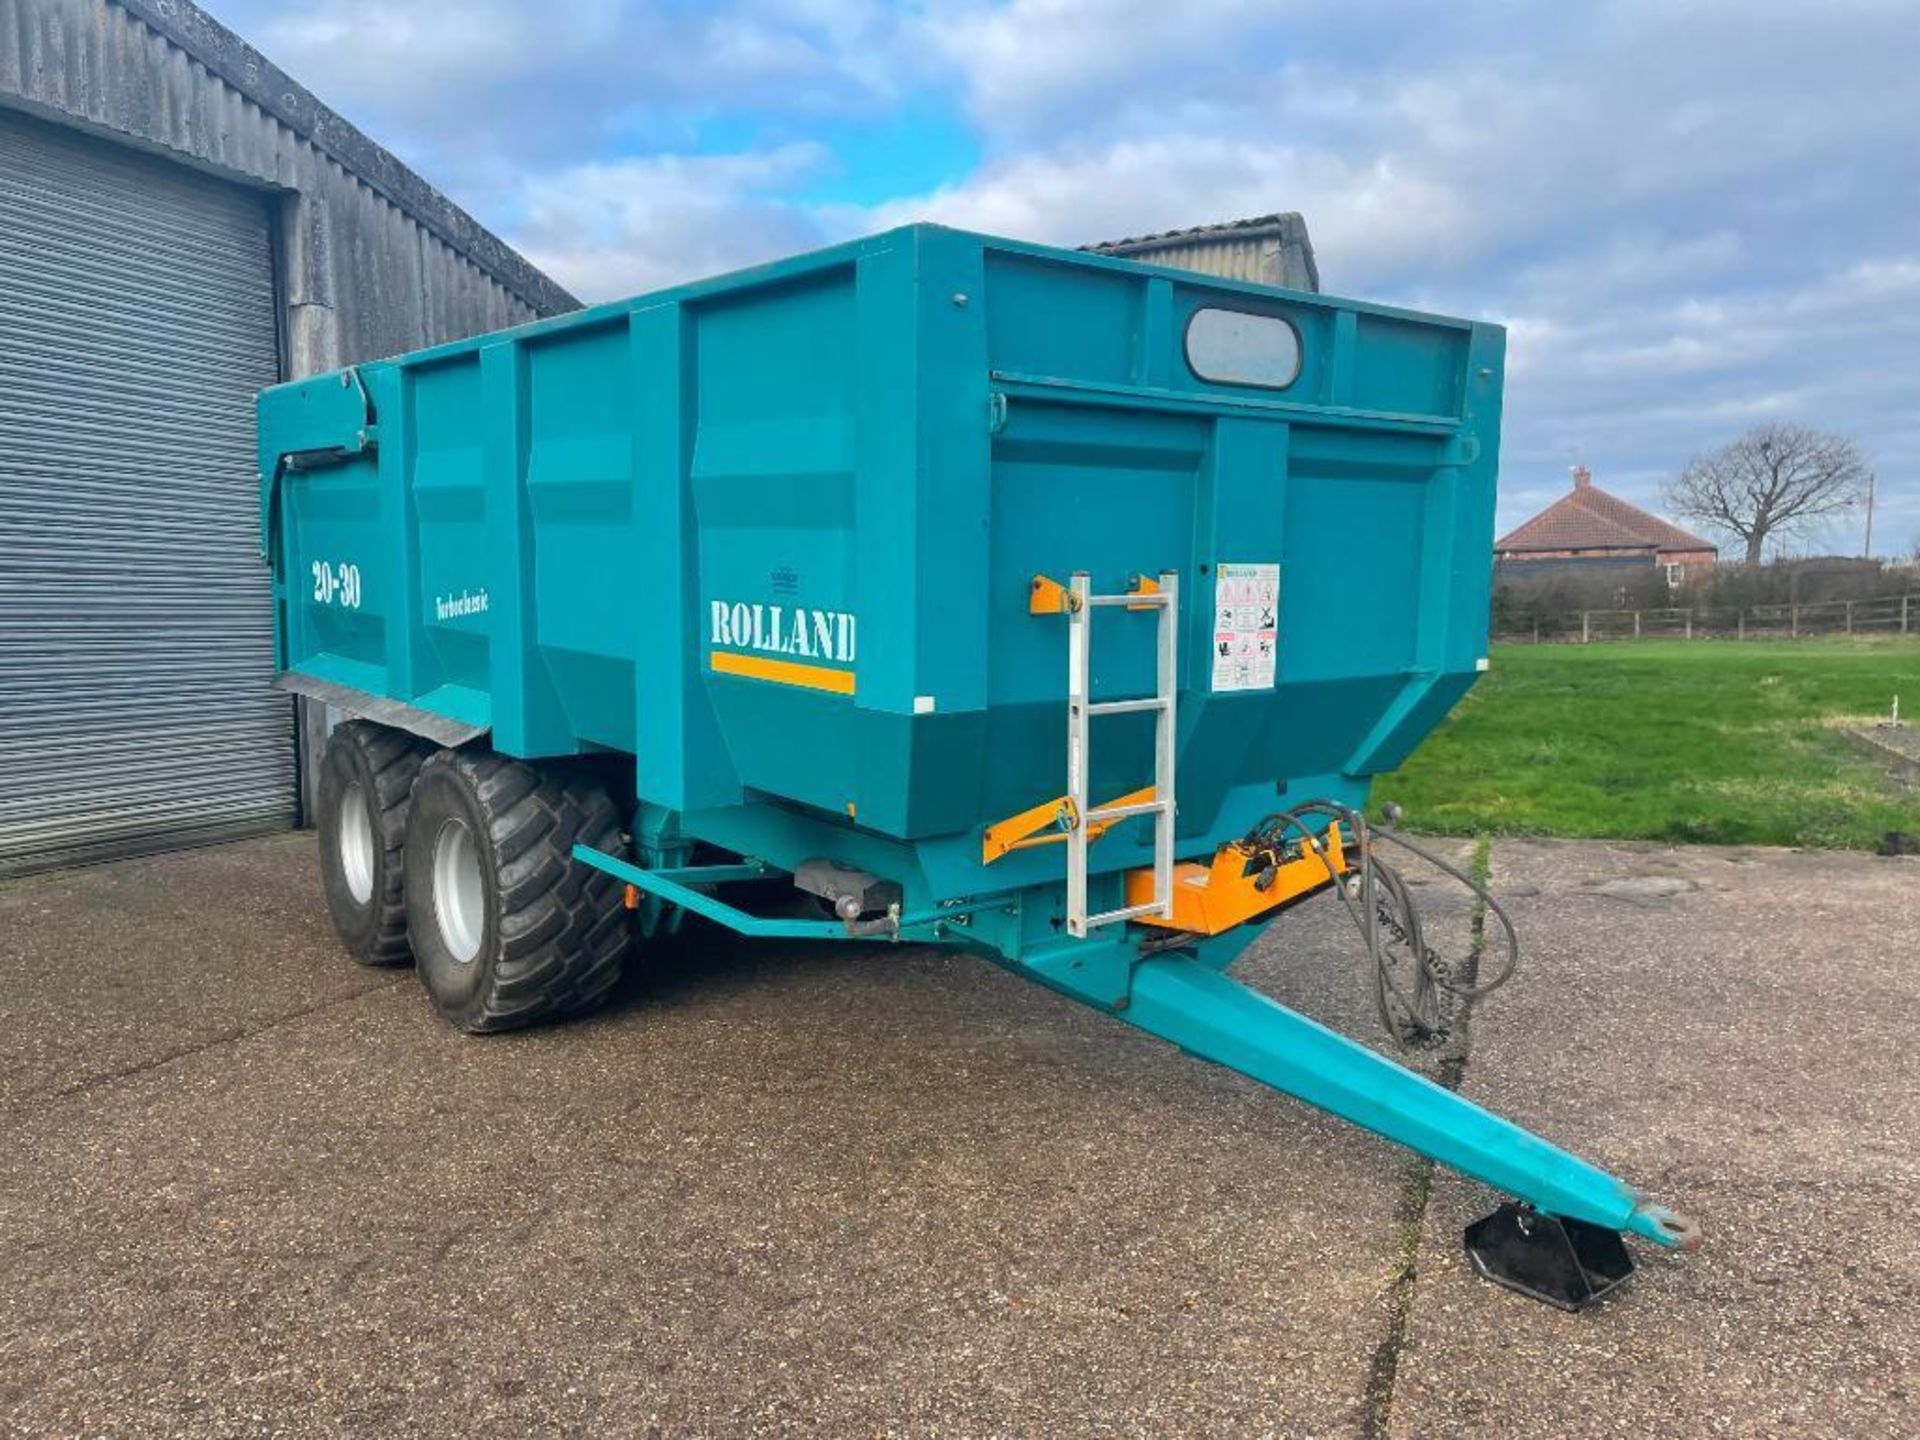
[1496,594,1919,644]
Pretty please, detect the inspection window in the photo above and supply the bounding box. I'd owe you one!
[1185,308,1302,389]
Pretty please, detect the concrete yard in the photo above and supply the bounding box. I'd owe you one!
[1,835,1914,1437]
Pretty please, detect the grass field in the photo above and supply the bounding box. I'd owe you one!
[1377,637,1920,850]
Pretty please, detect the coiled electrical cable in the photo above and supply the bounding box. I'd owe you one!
[1240,801,1519,1050]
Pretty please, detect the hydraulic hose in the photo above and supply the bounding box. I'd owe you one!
[1240,801,1519,1050]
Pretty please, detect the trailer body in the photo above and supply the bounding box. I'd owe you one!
[262,225,1495,927]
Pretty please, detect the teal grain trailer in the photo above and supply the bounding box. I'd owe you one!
[258,224,1698,1307]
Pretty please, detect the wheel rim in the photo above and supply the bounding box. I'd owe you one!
[338,783,376,905]
[431,817,485,965]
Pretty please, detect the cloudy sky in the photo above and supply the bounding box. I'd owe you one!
[218,0,1918,552]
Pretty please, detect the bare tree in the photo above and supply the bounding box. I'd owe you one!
[1664,423,1871,566]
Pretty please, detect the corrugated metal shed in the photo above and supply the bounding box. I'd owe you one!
[0,0,577,372]
[0,0,579,872]
[0,107,289,872]
[1087,214,1320,293]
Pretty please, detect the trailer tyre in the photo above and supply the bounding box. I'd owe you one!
[404,749,633,1033]
[316,721,427,966]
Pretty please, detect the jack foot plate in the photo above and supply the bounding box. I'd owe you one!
[1464,1202,1636,1311]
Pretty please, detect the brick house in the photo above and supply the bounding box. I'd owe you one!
[1495,467,1718,587]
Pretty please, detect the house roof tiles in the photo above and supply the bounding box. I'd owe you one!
[1497,478,1717,557]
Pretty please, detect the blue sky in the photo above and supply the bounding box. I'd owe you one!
[219,0,1919,553]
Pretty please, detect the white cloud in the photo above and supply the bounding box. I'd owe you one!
[859,134,1474,283]
[222,0,922,211]
[512,144,836,299]
[918,0,1291,135]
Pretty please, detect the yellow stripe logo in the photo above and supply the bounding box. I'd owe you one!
[710,650,856,695]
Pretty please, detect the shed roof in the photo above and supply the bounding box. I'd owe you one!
[112,0,576,315]
[1497,474,1718,557]
[1084,213,1320,292]
[1089,212,1310,252]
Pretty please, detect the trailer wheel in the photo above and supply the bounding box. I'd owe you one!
[403,749,633,1033]
[316,721,426,966]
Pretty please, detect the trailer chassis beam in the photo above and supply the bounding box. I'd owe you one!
[571,846,997,943]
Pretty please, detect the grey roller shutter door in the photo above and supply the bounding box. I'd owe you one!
[0,109,294,875]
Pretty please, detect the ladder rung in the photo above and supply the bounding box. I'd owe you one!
[1087,592,1171,608]
[1086,696,1169,716]
[1086,799,1168,823]
[1084,899,1170,928]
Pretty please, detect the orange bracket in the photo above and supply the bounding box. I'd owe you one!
[1029,573,1078,615]
[982,785,1158,864]
[1031,572,1162,614]
[1126,825,1349,934]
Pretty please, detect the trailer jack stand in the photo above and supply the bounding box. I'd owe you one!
[1465,1203,1636,1311]
[1465,1200,1705,1310]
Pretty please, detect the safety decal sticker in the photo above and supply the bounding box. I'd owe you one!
[1211,562,1279,692]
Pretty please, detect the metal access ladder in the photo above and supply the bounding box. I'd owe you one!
[1065,571,1179,938]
